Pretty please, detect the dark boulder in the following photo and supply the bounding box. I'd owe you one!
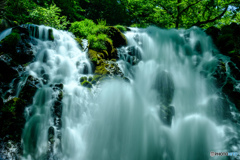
[0,58,18,83]
[153,71,175,126]
[159,105,175,126]
[222,78,240,110]
[0,26,34,64]
[105,26,127,48]
[0,97,27,141]
[154,71,175,106]
[212,60,227,87]
[0,19,17,32]
[19,75,40,105]
[228,62,240,80]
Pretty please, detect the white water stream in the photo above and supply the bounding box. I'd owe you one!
[18,25,239,160]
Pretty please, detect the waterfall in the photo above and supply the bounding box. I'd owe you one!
[20,25,239,160]
[0,28,12,41]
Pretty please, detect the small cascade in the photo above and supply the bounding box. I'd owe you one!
[0,28,12,41]
[21,25,92,159]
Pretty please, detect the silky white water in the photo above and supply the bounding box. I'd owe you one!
[20,25,239,160]
[0,28,12,42]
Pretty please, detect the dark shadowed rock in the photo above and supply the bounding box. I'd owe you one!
[105,26,127,48]
[154,71,175,106]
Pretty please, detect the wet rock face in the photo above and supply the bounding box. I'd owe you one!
[155,71,175,106]
[153,71,175,126]
[0,98,27,142]
[206,23,240,112]
[105,26,127,48]
[19,75,40,105]
[0,19,18,32]
[0,26,34,64]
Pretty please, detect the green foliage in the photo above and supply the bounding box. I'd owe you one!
[81,80,92,88]
[97,19,107,26]
[123,0,240,29]
[69,19,97,38]
[130,23,149,28]
[80,76,87,83]
[88,34,112,51]
[5,0,36,24]
[70,19,113,51]
[114,25,127,32]
[0,32,20,49]
[29,4,69,30]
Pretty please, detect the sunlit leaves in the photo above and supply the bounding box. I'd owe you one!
[29,4,69,30]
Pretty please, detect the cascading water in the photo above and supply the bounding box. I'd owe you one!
[0,28,12,41]
[19,25,239,160]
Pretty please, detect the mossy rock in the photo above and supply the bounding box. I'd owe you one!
[19,75,39,105]
[0,26,33,64]
[0,97,27,141]
[48,29,54,41]
[88,76,93,81]
[75,37,83,49]
[0,32,21,51]
[114,25,127,32]
[80,76,87,83]
[81,80,92,88]
[105,26,127,48]
[0,19,18,32]
[95,62,110,75]
[88,49,102,60]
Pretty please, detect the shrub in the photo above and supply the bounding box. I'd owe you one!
[69,19,97,38]
[29,4,69,30]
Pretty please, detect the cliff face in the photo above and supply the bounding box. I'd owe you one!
[206,23,240,111]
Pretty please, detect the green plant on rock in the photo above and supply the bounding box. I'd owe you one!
[114,25,127,32]
[80,76,87,83]
[97,19,107,26]
[0,32,21,51]
[69,19,97,39]
[88,34,112,51]
[81,80,92,88]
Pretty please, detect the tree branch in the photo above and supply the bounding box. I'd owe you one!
[179,0,201,15]
[156,3,175,20]
[193,6,229,26]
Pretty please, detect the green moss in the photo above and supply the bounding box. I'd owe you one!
[105,26,127,48]
[48,29,54,41]
[87,33,112,51]
[75,38,82,45]
[92,57,97,62]
[91,79,97,85]
[80,76,87,83]
[81,80,92,88]
[0,32,21,49]
[93,75,102,81]
[95,62,109,75]
[88,76,93,81]
[1,98,26,117]
[114,25,127,32]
